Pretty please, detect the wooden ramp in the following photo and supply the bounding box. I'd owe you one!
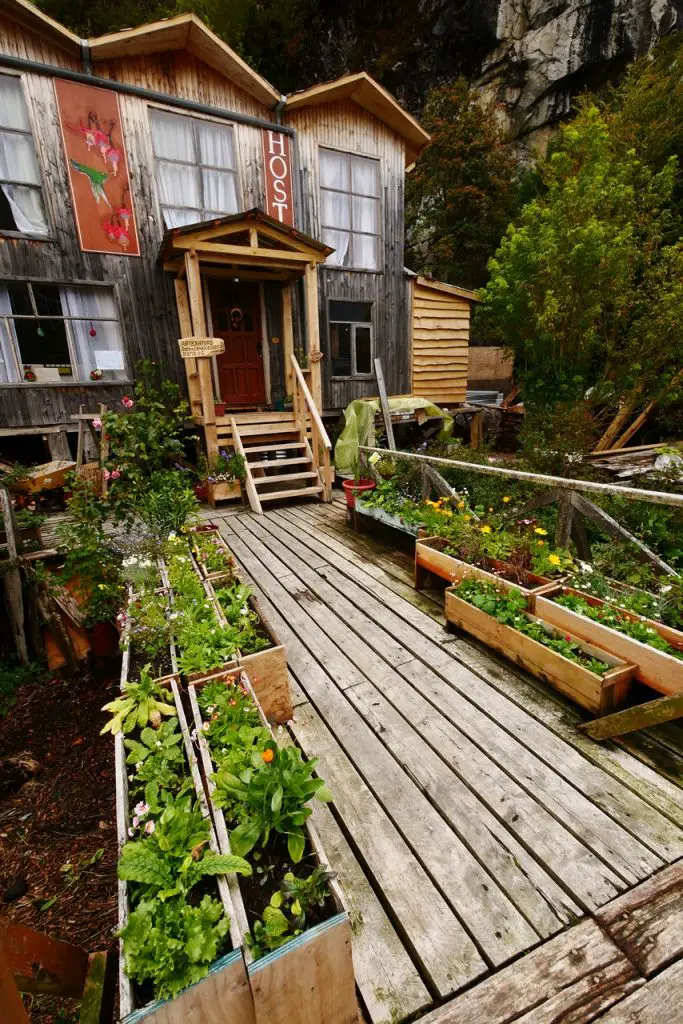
[206,497,683,1024]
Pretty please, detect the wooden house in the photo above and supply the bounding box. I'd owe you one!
[0,1,470,506]
[409,276,479,406]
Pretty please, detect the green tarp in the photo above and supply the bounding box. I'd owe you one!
[334,397,454,476]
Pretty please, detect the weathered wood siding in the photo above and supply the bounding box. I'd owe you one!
[411,280,470,405]
[286,100,409,412]
[0,29,275,429]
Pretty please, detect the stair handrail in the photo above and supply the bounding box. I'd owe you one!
[290,354,332,501]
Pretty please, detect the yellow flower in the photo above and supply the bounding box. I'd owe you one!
[488,507,493,512]
[425,500,439,508]
[502,496,511,503]
[457,500,465,509]
[463,514,471,522]
[98,583,106,590]
[534,527,548,536]
[480,525,492,534]
[537,540,545,547]
[548,553,561,566]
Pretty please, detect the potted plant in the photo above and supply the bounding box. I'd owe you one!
[342,459,376,510]
[206,448,246,507]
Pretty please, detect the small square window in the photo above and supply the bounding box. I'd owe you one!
[329,301,374,378]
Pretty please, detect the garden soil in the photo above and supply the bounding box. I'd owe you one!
[0,664,120,1022]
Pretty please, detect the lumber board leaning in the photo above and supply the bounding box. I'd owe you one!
[415,920,643,1024]
[0,919,88,998]
[595,861,683,977]
[581,694,683,741]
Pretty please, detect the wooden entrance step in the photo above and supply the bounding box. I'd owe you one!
[244,441,306,455]
[254,471,319,487]
[249,456,311,470]
[260,485,324,503]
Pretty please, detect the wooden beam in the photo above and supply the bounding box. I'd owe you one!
[304,263,323,411]
[282,284,295,397]
[571,492,678,576]
[594,390,643,451]
[1,487,28,665]
[174,277,203,420]
[374,357,396,450]
[555,492,573,549]
[580,693,683,741]
[174,239,315,263]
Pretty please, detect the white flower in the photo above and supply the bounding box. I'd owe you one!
[241,606,249,617]
[128,827,134,837]
[134,801,149,816]
[135,762,142,770]
[132,815,140,827]
[661,585,672,594]
[206,705,215,714]
[144,820,155,834]
[190,729,197,741]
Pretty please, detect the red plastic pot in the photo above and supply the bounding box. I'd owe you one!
[342,478,376,510]
[88,621,119,658]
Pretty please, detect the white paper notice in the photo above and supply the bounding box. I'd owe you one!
[33,366,61,382]
[95,349,125,370]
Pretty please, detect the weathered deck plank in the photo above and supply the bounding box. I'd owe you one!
[595,959,683,1022]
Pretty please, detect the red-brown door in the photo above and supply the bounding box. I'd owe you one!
[210,281,266,406]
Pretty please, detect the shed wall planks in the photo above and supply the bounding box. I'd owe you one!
[411,281,471,404]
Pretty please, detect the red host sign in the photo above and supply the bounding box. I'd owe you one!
[261,129,294,226]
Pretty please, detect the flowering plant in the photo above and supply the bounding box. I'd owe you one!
[23,367,36,382]
[90,368,104,381]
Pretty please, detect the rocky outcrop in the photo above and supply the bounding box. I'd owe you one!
[474,0,682,153]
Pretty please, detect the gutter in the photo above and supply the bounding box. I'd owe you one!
[0,53,295,135]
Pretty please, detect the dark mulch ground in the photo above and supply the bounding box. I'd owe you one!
[0,663,120,1022]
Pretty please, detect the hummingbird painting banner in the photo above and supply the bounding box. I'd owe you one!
[55,80,140,256]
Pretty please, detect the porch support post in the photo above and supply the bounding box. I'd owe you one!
[184,250,218,462]
[282,283,295,398]
[174,277,203,420]
[304,261,322,411]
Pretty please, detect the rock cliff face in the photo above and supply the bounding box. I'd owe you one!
[474,0,682,152]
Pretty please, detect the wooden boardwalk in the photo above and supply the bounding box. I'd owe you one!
[209,497,683,1024]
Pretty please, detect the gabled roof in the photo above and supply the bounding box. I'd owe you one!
[285,72,430,164]
[159,208,333,266]
[88,14,280,108]
[2,0,81,56]
[414,275,480,303]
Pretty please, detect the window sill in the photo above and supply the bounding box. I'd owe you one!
[0,380,132,389]
[330,375,376,382]
[0,231,56,242]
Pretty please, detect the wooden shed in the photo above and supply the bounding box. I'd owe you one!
[409,276,478,406]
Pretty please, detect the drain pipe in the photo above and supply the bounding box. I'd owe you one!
[80,39,92,76]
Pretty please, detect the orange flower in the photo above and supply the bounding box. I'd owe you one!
[261,748,275,763]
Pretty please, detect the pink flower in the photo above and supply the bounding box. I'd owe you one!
[134,801,149,817]
[111,469,121,480]
[144,820,155,834]
[132,815,139,828]
[103,469,111,481]
[121,396,134,409]
[92,418,102,429]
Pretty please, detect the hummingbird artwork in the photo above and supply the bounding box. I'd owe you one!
[69,160,111,205]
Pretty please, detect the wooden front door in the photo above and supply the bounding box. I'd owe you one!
[210,281,266,406]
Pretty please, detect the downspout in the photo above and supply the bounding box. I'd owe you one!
[273,95,287,124]
[80,39,92,76]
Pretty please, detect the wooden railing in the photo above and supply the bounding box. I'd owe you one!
[291,353,333,502]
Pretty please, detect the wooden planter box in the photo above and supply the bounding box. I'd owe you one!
[115,605,249,1022]
[188,667,356,1024]
[190,525,237,581]
[445,587,636,715]
[207,479,243,508]
[416,537,554,604]
[354,498,421,537]
[536,587,683,697]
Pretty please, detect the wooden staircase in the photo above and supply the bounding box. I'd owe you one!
[219,363,333,514]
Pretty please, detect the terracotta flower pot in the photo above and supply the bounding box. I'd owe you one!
[342,478,376,510]
[194,483,208,502]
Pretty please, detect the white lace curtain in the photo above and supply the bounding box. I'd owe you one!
[150,109,238,227]
[319,148,379,269]
[0,286,19,383]
[0,75,48,235]
[60,287,126,381]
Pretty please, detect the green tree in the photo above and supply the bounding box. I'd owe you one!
[476,102,682,412]
[405,78,520,289]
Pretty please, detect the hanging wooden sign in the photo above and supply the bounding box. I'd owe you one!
[261,129,294,226]
[55,80,140,256]
[179,337,225,359]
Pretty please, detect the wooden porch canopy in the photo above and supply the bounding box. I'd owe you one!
[159,209,333,422]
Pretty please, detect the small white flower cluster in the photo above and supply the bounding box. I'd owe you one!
[128,801,155,837]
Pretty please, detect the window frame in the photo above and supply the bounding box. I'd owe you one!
[147,104,244,229]
[318,145,382,272]
[327,298,375,380]
[0,278,130,387]
[0,71,52,240]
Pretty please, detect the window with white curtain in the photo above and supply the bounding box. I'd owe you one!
[149,108,240,228]
[0,75,49,236]
[329,300,374,377]
[319,148,380,270]
[0,281,126,384]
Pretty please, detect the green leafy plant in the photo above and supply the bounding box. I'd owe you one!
[132,470,200,540]
[119,894,230,1001]
[0,659,43,718]
[101,666,176,735]
[554,593,683,660]
[125,718,186,796]
[126,591,172,662]
[176,619,244,676]
[245,865,336,959]
[209,449,246,483]
[221,741,332,863]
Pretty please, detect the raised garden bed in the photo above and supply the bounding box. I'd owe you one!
[355,497,421,537]
[207,479,242,508]
[536,587,683,696]
[416,536,555,601]
[445,582,636,715]
[187,667,356,1024]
